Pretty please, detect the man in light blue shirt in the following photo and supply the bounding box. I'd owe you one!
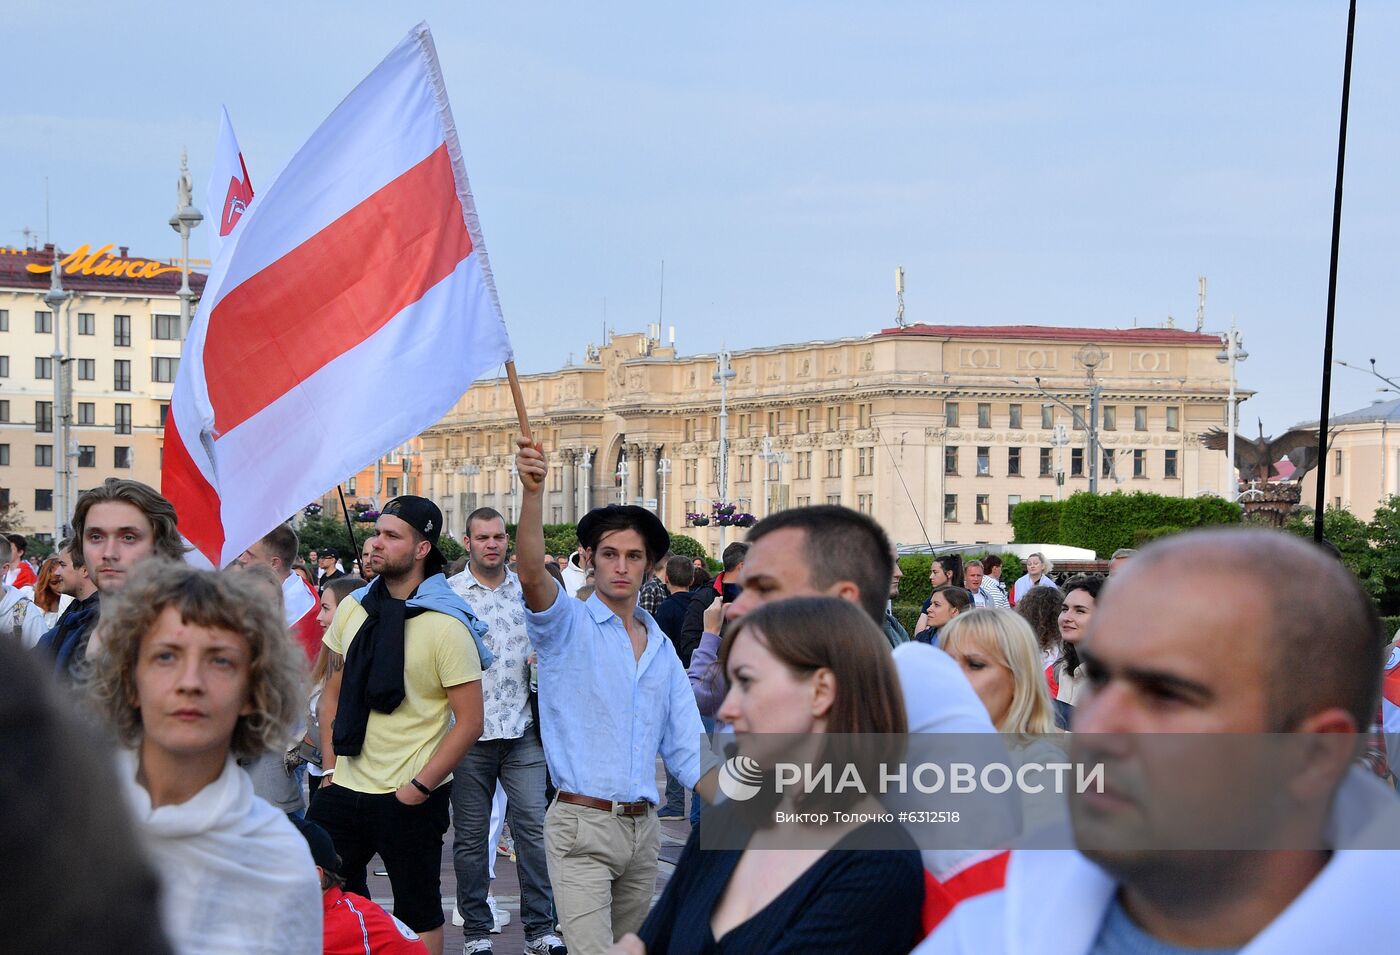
[513,436,716,955]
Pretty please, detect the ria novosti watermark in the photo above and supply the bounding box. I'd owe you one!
[717,752,1104,802]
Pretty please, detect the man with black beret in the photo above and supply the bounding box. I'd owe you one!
[513,437,717,955]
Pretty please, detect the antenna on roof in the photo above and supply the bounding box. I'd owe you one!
[1196,275,1207,332]
[894,266,907,327]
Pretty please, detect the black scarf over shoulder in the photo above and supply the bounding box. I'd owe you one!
[333,578,427,757]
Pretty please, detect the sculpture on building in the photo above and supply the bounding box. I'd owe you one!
[1199,422,1322,486]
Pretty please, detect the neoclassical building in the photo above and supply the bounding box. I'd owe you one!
[419,323,1240,552]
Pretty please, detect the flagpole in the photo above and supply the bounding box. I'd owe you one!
[505,360,533,441]
[1312,0,1356,544]
[336,486,361,563]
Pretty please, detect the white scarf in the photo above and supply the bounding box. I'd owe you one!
[117,749,322,955]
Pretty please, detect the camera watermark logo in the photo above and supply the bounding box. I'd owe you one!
[717,754,764,802]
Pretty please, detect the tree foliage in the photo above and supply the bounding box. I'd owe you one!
[1013,491,1242,557]
[667,534,708,561]
[1285,501,1400,613]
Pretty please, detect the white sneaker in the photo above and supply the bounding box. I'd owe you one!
[464,940,494,954]
[453,906,465,927]
[524,933,568,955]
[487,895,511,933]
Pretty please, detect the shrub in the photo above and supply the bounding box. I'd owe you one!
[892,603,923,636]
[667,534,708,562]
[1057,491,1241,558]
[897,556,933,608]
[1132,525,1184,546]
[1011,500,1064,544]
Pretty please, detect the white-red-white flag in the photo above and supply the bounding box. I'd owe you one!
[163,22,513,568]
[205,105,254,263]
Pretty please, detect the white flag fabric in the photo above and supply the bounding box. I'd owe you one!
[163,22,513,568]
[205,105,254,263]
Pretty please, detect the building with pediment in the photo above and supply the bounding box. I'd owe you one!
[418,322,1240,552]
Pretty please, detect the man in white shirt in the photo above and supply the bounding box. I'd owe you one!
[448,507,563,955]
[918,529,1400,953]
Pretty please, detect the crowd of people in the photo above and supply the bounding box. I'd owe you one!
[3,442,1399,954]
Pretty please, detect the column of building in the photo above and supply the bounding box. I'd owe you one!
[641,445,657,509]
[561,449,576,523]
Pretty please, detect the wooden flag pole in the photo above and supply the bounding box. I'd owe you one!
[505,360,533,441]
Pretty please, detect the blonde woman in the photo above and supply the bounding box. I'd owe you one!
[937,608,1059,740]
[88,560,320,954]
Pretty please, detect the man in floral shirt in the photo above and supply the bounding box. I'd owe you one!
[448,507,563,955]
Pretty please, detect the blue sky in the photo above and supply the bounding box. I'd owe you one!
[4,2,1397,433]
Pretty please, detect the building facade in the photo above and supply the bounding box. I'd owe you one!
[0,243,205,543]
[1298,397,1400,523]
[418,323,1240,552]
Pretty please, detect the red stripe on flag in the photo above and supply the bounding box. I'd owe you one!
[922,851,1010,934]
[204,144,472,435]
[161,418,225,565]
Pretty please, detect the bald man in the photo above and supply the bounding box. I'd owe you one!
[917,529,1400,953]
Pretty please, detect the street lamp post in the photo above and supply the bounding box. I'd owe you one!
[657,457,672,527]
[43,248,69,541]
[1216,321,1249,501]
[169,149,204,340]
[1032,375,1101,495]
[713,347,737,550]
[616,458,630,505]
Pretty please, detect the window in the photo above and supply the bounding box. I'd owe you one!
[0,356,7,377]
[1165,449,1179,479]
[767,410,781,434]
[35,310,52,334]
[114,360,131,391]
[1007,494,1021,523]
[738,413,751,438]
[0,400,8,422]
[857,493,872,514]
[115,403,132,434]
[1040,494,1054,502]
[1133,449,1146,478]
[114,446,133,469]
[0,309,7,331]
[826,406,839,431]
[78,445,96,468]
[944,494,958,522]
[36,401,53,433]
[977,403,991,428]
[114,315,131,347]
[35,357,52,380]
[1071,448,1084,476]
[797,408,811,433]
[35,489,53,512]
[976,446,991,476]
[857,403,872,429]
[1008,446,1022,476]
[682,418,694,442]
[945,446,959,475]
[0,444,7,466]
[766,458,779,481]
[945,401,960,427]
[1009,404,1022,429]
[684,459,696,485]
[158,403,169,428]
[1072,405,1086,430]
[1166,407,1180,432]
[153,314,180,340]
[386,478,399,497]
[825,494,842,506]
[853,446,868,475]
[1334,450,1343,475]
[152,356,179,383]
[797,451,811,480]
[976,494,990,524]
[1134,406,1147,431]
[78,312,95,335]
[738,455,752,482]
[1103,449,1113,478]
[1102,406,1117,431]
[78,402,95,425]
[35,444,53,467]
[1041,404,1054,429]
[796,495,811,508]
[1040,447,1053,477]
[1334,496,1342,510]
[78,358,95,381]
[826,449,842,478]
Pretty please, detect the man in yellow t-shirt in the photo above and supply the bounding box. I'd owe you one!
[309,497,491,955]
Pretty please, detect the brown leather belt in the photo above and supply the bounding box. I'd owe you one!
[556,791,652,816]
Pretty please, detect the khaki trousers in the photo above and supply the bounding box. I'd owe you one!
[544,799,660,955]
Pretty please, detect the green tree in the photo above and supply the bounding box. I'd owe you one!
[667,534,708,562]
[1284,506,1375,598]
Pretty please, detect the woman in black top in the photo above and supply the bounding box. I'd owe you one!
[613,598,924,955]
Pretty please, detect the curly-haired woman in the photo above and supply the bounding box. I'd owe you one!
[89,560,320,954]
